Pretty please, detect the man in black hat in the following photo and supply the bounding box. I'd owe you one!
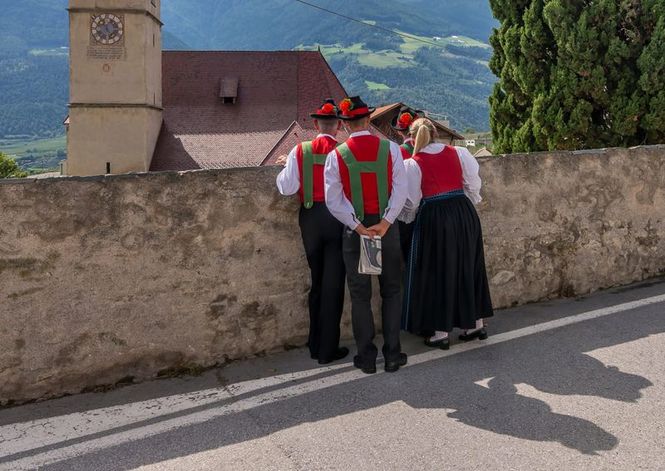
[276,99,348,365]
[324,96,409,374]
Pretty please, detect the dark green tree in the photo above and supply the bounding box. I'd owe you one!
[489,0,555,153]
[0,152,28,178]
[639,0,665,142]
[490,0,665,152]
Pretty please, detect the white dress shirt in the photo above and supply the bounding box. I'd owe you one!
[324,131,407,230]
[400,144,483,222]
[276,134,338,196]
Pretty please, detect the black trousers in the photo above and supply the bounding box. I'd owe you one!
[398,220,414,264]
[299,203,346,362]
[342,215,402,366]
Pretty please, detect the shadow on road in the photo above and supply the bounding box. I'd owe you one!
[16,298,661,470]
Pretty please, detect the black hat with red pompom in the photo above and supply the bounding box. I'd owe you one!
[338,96,376,121]
[310,99,341,120]
[391,105,424,131]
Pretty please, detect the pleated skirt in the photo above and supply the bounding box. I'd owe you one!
[403,190,494,334]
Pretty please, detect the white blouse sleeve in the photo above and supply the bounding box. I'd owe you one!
[397,159,422,224]
[275,146,300,196]
[455,146,482,205]
[383,141,408,224]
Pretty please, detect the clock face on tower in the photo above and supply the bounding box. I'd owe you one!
[91,14,124,45]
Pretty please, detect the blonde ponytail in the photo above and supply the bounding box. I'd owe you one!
[410,118,438,155]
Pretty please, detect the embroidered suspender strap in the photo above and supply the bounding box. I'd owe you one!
[301,142,330,209]
[401,142,414,155]
[337,140,391,221]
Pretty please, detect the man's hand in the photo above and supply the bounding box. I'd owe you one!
[355,225,374,237]
[367,219,392,238]
[275,154,288,166]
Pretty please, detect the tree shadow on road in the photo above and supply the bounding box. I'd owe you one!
[23,303,662,470]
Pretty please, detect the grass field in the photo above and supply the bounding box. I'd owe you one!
[300,42,413,69]
[358,51,411,68]
[399,33,491,54]
[0,135,66,157]
[29,48,69,57]
[0,135,66,173]
[299,32,490,70]
[365,80,391,90]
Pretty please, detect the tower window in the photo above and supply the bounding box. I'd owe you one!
[219,77,239,104]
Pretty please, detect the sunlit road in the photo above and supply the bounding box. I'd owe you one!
[2,278,665,470]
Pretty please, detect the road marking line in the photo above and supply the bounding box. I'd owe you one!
[2,293,664,470]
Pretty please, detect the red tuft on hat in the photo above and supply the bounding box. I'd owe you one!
[398,113,414,128]
[339,99,353,113]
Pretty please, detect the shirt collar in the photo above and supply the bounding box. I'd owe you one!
[404,138,415,145]
[349,130,372,138]
[421,142,445,154]
[317,133,338,142]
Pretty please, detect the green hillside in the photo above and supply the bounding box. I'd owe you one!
[159,0,497,131]
[0,0,497,170]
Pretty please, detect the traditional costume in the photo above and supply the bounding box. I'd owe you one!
[276,100,347,364]
[402,143,494,341]
[324,96,408,374]
[391,106,422,160]
[391,106,422,263]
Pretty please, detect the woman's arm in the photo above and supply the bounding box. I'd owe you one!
[455,146,482,205]
[397,159,423,223]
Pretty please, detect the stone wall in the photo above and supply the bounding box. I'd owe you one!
[1,145,664,404]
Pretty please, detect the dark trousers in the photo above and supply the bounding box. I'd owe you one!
[342,215,402,365]
[398,221,414,265]
[299,203,346,362]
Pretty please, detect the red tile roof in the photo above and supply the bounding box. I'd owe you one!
[150,50,349,171]
[370,102,465,142]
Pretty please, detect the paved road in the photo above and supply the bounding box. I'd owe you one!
[2,278,665,470]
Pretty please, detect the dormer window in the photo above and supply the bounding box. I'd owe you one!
[220,77,238,104]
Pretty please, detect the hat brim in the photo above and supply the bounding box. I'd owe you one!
[338,107,376,121]
[310,113,341,120]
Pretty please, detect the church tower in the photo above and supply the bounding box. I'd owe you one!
[65,0,163,176]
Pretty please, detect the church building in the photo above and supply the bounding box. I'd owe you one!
[64,0,350,176]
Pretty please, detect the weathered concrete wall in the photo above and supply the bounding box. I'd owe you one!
[1,145,664,404]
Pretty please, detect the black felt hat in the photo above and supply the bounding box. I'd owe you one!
[310,99,341,120]
[391,106,424,131]
[338,96,376,121]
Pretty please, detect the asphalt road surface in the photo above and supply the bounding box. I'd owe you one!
[2,278,665,470]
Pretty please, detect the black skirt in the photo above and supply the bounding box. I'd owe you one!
[403,190,494,334]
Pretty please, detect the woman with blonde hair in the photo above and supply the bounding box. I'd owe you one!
[401,118,493,349]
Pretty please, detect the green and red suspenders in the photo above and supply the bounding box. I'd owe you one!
[300,141,330,209]
[335,140,391,221]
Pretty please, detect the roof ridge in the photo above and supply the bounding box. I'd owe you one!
[260,121,301,166]
[317,49,348,96]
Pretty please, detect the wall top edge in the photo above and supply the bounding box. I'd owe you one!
[2,144,664,186]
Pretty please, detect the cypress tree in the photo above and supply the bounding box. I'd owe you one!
[488,0,532,154]
[639,0,665,142]
[490,0,665,152]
